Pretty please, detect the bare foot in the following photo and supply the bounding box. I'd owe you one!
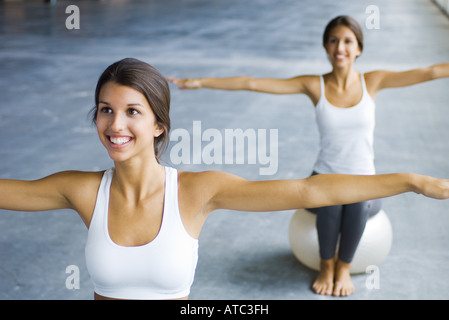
[333,260,355,297]
[312,259,335,296]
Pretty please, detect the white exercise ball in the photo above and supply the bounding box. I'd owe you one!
[288,208,393,274]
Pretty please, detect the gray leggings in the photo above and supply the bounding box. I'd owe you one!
[308,172,382,263]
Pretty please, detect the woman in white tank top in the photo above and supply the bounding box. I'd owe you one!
[1,58,448,300]
[168,16,449,297]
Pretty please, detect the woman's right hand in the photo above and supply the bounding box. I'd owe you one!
[411,174,449,200]
[167,77,202,90]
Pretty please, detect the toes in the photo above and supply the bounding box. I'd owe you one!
[333,282,342,297]
[313,282,333,296]
[333,282,355,297]
[323,288,333,296]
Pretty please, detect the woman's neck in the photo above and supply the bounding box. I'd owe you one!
[112,157,165,204]
[329,66,358,91]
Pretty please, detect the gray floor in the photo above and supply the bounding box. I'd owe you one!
[0,0,448,300]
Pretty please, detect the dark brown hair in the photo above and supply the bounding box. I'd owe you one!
[92,58,171,162]
[322,16,364,54]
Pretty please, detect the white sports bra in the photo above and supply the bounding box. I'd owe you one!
[85,166,199,300]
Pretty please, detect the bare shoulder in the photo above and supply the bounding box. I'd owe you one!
[176,170,241,236]
[177,170,245,213]
[363,70,386,83]
[297,75,321,105]
[50,170,104,192]
[178,170,235,196]
[363,70,387,97]
[56,170,105,227]
[293,74,320,88]
[178,170,244,189]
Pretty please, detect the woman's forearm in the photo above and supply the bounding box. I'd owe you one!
[299,173,449,209]
[167,76,253,90]
[299,173,412,208]
[199,76,253,90]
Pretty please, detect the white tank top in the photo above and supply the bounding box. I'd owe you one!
[313,73,376,175]
[85,166,199,300]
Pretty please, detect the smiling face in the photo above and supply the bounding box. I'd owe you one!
[92,58,171,163]
[96,82,164,163]
[324,25,362,68]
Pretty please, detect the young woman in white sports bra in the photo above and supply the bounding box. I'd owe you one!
[1,58,448,300]
[168,16,449,297]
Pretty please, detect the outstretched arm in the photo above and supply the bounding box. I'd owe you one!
[367,62,449,94]
[0,173,73,212]
[202,171,449,213]
[167,75,316,95]
[0,171,102,226]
